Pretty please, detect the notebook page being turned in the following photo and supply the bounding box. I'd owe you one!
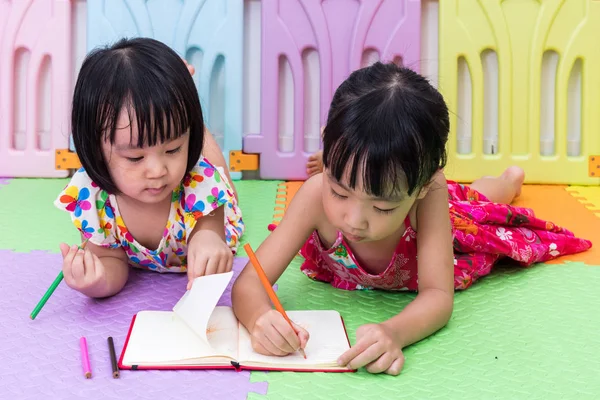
[173,271,234,343]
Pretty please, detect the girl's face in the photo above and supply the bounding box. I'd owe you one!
[101,109,189,204]
[322,167,421,243]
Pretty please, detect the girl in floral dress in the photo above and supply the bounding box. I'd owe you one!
[55,37,244,298]
[231,62,591,376]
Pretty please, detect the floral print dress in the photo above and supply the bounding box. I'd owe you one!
[54,156,245,273]
[300,181,592,291]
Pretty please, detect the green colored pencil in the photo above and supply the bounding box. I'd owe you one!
[30,271,64,320]
[30,239,89,320]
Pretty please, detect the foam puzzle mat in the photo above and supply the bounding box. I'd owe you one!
[249,259,600,399]
[0,254,267,399]
[234,180,282,256]
[272,181,303,225]
[0,178,280,399]
[2,178,599,399]
[0,178,80,252]
[566,186,600,218]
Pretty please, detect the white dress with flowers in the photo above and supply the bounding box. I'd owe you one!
[54,156,244,273]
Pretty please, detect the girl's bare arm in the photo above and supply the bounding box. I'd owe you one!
[232,175,324,331]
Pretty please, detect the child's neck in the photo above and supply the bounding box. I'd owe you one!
[117,192,172,212]
[114,192,173,251]
[344,217,410,275]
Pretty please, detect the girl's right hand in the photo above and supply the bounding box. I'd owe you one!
[59,243,107,293]
[250,309,310,356]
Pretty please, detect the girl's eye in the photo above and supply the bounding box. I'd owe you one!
[374,206,397,215]
[126,157,143,163]
[167,146,182,154]
[330,188,347,199]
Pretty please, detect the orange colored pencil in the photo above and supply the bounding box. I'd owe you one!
[243,243,306,359]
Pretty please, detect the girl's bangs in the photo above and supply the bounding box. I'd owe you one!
[100,68,190,147]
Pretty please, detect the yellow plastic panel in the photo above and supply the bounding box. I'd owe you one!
[439,0,600,185]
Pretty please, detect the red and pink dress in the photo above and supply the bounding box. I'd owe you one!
[299,181,592,291]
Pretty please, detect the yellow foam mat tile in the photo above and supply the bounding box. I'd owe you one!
[272,181,304,225]
[565,186,600,218]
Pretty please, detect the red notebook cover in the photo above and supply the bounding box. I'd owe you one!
[118,313,356,373]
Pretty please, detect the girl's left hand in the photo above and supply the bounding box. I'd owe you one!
[186,230,233,290]
[336,323,405,375]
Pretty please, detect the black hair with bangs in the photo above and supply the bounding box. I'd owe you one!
[323,62,449,198]
[71,37,204,194]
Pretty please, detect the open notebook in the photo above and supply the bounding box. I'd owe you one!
[118,271,353,372]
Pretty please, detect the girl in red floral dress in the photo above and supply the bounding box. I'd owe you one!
[232,62,591,376]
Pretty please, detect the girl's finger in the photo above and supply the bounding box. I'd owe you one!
[343,341,383,371]
[187,256,208,290]
[62,245,79,286]
[204,256,219,276]
[365,352,393,374]
[252,339,275,357]
[218,254,231,274]
[225,254,234,273]
[71,248,87,284]
[83,249,96,281]
[291,322,310,349]
[384,355,405,376]
[270,317,301,353]
[186,253,195,281]
[261,329,292,356]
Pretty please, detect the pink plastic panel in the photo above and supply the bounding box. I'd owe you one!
[244,0,421,180]
[0,0,71,178]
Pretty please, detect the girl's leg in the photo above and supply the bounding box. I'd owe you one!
[306,150,324,177]
[306,126,326,177]
[468,166,525,204]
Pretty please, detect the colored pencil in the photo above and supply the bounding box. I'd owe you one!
[80,337,92,378]
[107,336,120,378]
[243,243,307,359]
[30,240,89,320]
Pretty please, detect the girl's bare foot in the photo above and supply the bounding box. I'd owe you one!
[470,165,525,204]
[500,166,525,198]
[306,150,324,177]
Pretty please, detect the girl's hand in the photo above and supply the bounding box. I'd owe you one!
[337,323,405,375]
[186,230,233,289]
[181,58,195,76]
[59,243,108,294]
[250,309,310,356]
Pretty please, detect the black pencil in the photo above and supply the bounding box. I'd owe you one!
[107,336,120,378]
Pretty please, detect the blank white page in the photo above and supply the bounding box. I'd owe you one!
[122,311,216,365]
[238,310,350,366]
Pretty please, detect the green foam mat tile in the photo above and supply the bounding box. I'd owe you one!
[235,180,281,257]
[249,261,600,399]
[0,178,80,252]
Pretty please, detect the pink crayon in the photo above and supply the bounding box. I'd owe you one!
[80,337,92,379]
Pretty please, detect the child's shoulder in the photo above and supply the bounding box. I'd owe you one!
[297,172,324,200]
[55,167,107,206]
[179,155,235,211]
[185,155,224,183]
[433,169,448,183]
[286,173,326,218]
[54,168,119,245]
[182,155,233,193]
